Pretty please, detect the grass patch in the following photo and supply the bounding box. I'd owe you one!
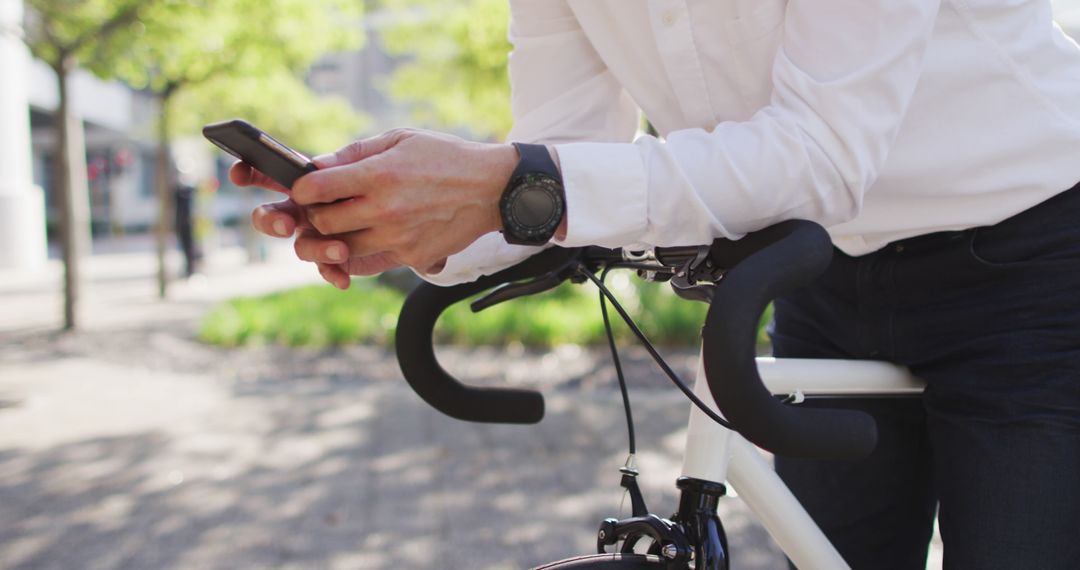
[199,275,773,348]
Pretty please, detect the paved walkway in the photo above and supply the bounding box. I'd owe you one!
[0,235,939,569]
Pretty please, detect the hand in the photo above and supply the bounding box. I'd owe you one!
[237,152,401,289]
[249,198,399,289]
[236,128,519,289]
[292,128,517,273]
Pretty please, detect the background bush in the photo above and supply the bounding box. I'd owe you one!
[199,275,773,349]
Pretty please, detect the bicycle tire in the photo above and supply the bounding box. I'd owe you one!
[531,553,666,569]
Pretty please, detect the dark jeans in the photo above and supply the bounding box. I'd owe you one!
[770,182,1080,569]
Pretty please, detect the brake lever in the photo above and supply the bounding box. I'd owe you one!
[669,245,719,303]
[469,252,589,312]
[470,272,566,312]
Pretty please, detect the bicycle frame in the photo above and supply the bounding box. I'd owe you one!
[392,223,929,568]
[681,355,925,570]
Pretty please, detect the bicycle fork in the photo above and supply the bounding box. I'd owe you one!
[682,352,851,570]
[596,467,729,570]
[593,352,735,569]
[595,352,853,569]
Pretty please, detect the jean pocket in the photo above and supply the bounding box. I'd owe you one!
[968,220,1080,268]
[968,185,1080,268]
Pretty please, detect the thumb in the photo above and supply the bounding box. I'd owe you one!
[312,130,411,169]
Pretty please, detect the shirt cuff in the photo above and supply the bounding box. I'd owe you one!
[414,231,547,286]
[553,142,649,248]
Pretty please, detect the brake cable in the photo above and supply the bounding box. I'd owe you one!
[598,265,636,456]
[579,263,737,434]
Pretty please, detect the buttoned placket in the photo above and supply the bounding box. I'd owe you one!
[646,0,717,130]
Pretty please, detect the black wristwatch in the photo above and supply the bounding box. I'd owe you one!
[499,142,565,246]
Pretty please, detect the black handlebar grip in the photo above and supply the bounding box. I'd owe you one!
[701,220,878,459]
[395,247,581,424]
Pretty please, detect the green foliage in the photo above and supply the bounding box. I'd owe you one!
[84,0,361,92]
[199,280,405,348]
[199,275,776,349]
[379,0,512,138]
[757,302,775,346]
[436,280,609,346]
[22,0,147,66]
[121,0,366,145]
[23,0,367,147]
[171,70,365,153]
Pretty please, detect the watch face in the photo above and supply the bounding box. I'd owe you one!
[512,185,559,227]
[501,173,564,243]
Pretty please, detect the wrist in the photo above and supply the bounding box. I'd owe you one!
[484,142,519,234]
[548,146,568,241]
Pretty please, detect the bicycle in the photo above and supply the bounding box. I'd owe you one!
[394,220,925,569]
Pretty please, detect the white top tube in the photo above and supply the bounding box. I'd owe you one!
[682,356,923,569]
[758,357,924,397]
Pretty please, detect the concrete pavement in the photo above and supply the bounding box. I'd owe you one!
[0,234,940,569]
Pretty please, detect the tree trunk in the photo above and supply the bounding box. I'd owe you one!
[53,59,92,330]
[155,93,173,299]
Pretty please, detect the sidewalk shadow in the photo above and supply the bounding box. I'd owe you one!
[1,332,782,569]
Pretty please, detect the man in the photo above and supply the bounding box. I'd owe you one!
[174,180,201,278]
[236,1,1080,567]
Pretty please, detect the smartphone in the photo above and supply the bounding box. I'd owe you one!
[202,119,317,189]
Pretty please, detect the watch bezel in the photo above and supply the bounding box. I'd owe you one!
[500,172,564,245]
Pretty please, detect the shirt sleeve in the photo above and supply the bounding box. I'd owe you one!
[416,0,640,286]
[555,0,942,250]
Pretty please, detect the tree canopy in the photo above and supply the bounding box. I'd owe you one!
[22,0,146,66]
[24,0,367,150]
[379,0,512,140]
[98,0,367,150]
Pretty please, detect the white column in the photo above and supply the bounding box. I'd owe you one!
[0,0,47,270]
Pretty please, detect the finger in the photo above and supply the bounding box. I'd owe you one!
[294,129,415,205]
[342,253,402,277]
[252,200,305,237]
[294,231,350,264]
[306,197,384,236]
[229,161,291,193]
[311,129,410,169]
[292,159,383,206]
[317,262,351,290]
[339,228,457,271]
[252,199,313,236]
[337,228,397,260]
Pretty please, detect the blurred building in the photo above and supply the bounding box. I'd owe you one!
[26,62,159,236]
[305,8,415,135]
[0,0,45,269]
[25,64,253,238]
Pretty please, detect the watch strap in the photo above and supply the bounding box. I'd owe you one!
[511,142,561,181]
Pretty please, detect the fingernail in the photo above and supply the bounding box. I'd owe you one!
[326,245,344,261]
[272,219,288,237]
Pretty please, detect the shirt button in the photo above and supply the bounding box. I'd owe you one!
[894,244,905,253]
[662,11,676,26]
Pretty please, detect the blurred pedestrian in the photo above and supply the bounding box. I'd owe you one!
[174,181,201,278]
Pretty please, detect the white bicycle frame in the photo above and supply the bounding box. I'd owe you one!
[680,355,925,570]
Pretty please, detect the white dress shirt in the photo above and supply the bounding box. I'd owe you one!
[425,0,1080,285]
